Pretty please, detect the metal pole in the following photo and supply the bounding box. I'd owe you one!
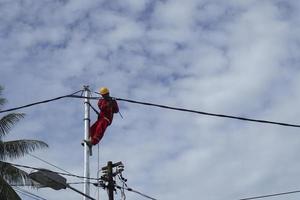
[83,85,91,200]
[107,161,114,200]
[97,144,100,200]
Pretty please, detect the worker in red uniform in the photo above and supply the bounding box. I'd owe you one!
[86,87,119,146]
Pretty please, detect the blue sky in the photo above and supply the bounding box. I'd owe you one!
[1,0,300,199]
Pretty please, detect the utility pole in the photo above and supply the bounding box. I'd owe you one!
[100,161,124,200]
[107,161,114,200]
[83,85,91,200]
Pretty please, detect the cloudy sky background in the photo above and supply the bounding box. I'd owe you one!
[1,0,300,199]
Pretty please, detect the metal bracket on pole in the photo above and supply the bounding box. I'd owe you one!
[83,85,91,200]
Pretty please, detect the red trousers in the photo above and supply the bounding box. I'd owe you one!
[90,118,109,145]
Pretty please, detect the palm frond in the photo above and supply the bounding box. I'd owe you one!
[0,140,48,160]
[0,86,6,108]
[0,162,35,186]
[0,85,3,96]
[0,162,43,189]
[0,176,21,200]
[0,97,6,107]
[0,113,25,138]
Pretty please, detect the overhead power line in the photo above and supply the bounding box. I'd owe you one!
[5,162,99,181]
[115,185,158,200]
[1,91,300,128]
[114,97,300,128]
[14,187,47,200]
[72,94,300,128]
[29,153,73,176]
[0,90,83,114]
[239,189,300,200]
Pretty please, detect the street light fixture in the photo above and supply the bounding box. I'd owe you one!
[29,169,95,200]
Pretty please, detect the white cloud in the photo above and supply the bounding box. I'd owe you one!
[1,0,300,200]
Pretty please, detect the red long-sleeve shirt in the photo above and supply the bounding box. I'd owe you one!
[98,98,119,125]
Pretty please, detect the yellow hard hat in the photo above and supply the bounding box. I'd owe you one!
[99,87,109,95]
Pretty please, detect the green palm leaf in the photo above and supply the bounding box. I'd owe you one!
[0,113,25,138]
[0,97,6,107]
[0,140,48,160]
[0,86,6,108]
[0,176,21,200]
[0,85,49,198]
[0,162,35,186]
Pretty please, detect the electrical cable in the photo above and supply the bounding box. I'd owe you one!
[117,174,126,200]
[14,186,47,200]
[78,93,300,128]
[114,97,300,128]
[0,90,83,114]
[2,91,300,128]
[115,185,157,200]
[15,190,43,200]
[14,188,39,200]
[5,89,300,200]
[29,153,74,176]
[68,182,91,185]
[239,189,300,200]
[12,156,300,200]
[5,162,99,181]
[26,166,97,200]
[28,152,102,196]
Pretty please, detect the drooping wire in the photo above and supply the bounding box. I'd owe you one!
[115,185,157,200]
[88,92,300,128]
[114,97,300,128]
[117,174,127,200]
[28,152,100,200]
[20,164,97,200]
[13,186,47,200]
[0,90,83,114]
[28,153,75,178]
[2,90,300,128]
[239,189,300,200]
[121,179,126,200]
[6,162,99,181]
[68,182,92,185]
[114,172,155,200]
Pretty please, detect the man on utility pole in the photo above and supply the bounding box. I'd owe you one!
[84,87,119,146]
